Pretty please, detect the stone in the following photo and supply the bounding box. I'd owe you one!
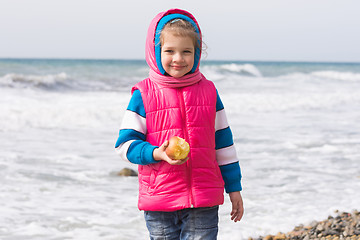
[317,223,325,231]
[117,167,138,176]
[263,235,273,240]
[310,221,319,228]
[273,232,286,240]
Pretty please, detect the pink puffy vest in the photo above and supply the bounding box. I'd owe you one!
[132,77,225,211]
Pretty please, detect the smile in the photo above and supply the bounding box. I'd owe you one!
[171,65,186,70]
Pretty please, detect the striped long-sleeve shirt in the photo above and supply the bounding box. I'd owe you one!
[115,89,242,193]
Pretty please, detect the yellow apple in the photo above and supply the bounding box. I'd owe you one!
[165,136,190,160]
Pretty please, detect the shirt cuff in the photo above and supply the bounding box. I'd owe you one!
[219,162,242,193]
[140,143,159,165]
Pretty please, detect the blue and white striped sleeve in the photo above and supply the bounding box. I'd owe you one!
[215,90,242,193]
[115,89,158,165]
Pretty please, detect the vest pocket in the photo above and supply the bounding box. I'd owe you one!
[148,170,157,194]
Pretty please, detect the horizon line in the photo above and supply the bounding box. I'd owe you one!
[0,57,359,64]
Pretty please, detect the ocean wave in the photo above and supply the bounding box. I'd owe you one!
[202,63,360,83]
[219,63,263,77]
[0,73,70,89]
[311,71,360,82]
[0,72,124,92]
[201,63,263,79]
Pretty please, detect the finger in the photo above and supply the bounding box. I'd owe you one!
[161,140,169,150]
[231,209,238,221]
[177,157,188,164]
[167,157,185,165]
[232,207,244,222]
[176,158,187,165]
[181,157,189,164]
[230,207,237,219]
[230,204,243,222]
[235,211,243,222]
[171,157,189,165]
[231,202,238,215]
[231,212,240,222]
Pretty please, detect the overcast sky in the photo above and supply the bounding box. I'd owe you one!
[1,0,359,62]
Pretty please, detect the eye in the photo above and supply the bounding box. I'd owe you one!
[184,50,193,54]
[163,49,173,53]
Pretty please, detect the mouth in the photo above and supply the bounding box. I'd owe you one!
[171,65,186,70]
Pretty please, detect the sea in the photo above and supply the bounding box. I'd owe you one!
[0,58,359,240]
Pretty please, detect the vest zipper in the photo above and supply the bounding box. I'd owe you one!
[177,88,194,208]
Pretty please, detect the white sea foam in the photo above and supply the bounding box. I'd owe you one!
[222,89,360,113]
[0,88,128,131]
[0,72,69,88]
[200,63,263,80]
[219,63,263,77]
[311,71,360,81]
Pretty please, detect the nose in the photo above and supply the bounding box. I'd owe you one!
[173,52,184,62]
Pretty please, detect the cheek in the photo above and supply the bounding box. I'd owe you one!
[161,54,171,65]
[187,55,195,66]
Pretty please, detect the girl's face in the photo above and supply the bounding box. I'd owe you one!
[161,32,195,78]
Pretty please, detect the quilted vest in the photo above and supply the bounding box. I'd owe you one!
[132,77,225,211]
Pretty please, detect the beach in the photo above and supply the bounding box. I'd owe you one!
[0,58,359,239]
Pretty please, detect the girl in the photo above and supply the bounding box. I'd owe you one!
[115,8,243,240]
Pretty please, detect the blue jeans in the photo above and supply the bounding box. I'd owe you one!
[144,206,219,240]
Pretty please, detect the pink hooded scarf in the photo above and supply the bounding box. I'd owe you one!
[145,9,204,88]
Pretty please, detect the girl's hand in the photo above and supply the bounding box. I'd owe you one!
[153,141,189,165]
[229,191,244,222]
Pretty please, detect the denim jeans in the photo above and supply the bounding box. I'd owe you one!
[144,206,219,240]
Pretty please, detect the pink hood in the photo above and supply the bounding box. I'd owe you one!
[145,9,203,88]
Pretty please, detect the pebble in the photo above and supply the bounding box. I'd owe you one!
[116,167,138,176]
[249,210,360,240]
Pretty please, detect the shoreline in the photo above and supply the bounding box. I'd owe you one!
[249,210,360,240]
